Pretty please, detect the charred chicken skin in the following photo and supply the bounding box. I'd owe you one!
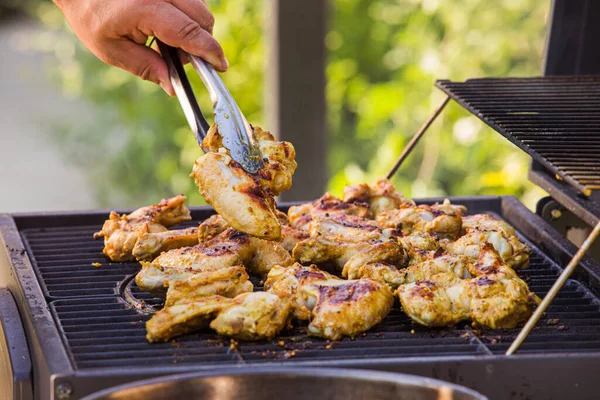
[190,123,297,241]
[94,195,192,262]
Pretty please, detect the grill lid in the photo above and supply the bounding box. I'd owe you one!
[436,76,600,219]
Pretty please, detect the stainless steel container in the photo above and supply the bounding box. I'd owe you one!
[82,368,487,400]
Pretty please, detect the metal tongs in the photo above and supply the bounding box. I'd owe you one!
[157,40,263,174]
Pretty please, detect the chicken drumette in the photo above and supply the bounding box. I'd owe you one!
[93,195,193,262]
[343,178,413,217]
[190,124,297,241]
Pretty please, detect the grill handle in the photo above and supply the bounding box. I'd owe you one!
[0,288,33,400]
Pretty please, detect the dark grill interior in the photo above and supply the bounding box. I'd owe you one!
[436,76,600,196]
[19,207,600,370]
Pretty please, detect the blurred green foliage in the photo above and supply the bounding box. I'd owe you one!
[31,0,548,208]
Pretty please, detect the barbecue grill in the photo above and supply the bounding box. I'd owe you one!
[3,1,600,399]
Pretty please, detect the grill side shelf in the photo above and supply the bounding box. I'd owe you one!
[436,77,600,197]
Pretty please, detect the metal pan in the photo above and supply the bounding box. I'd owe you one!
[81,367,486,400]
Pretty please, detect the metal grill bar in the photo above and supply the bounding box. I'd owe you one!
[436,76,600,197]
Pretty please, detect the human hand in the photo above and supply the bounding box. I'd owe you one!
[53,0,228,95]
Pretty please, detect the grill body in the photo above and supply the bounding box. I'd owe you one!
[2,197,600,400]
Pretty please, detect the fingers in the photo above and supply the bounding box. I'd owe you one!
[139,3,228,71]
[106,40,176,95]
[169,0,214,34]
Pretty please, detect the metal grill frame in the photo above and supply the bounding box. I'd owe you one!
[435,76,600,198]
[2,197,600,399]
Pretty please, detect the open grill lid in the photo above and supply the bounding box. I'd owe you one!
[435,76,600,224]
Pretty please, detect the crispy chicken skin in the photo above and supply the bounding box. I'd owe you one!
[396,244,539,328]
[265,263,340,319]
[376,199,464,240]
[343,178,413,217]
[399,231,442,265]
[298,279,394,340]
[247,237,294,276]
[164,266,254,307]
[146,296,228,342]
[190,124,297,241]
[210,292,292,341]
[444,229,530,269]
[94,195,191,261]
[132,227,200,261]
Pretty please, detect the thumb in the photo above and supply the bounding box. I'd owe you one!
[108,41,175,95]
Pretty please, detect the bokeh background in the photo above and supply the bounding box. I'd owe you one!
[0,0,549,212]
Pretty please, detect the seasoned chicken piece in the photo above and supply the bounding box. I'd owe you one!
[292,236,374,268]
[376,200,464,240]
[210,292,292,341]
[93,195,191,261]
[402,254,473,283]
[342,262,406,290]
[135,229,256,293]
[281,225,310,253]
[396,244,539,329]
[265,263,340,319]
[341,240,408,288]
[247,236,294,277]
[190,124,296,241]
[146,295,229,342]
[132,227,200,261]
[288,193,369,230]
[308,214,383,242]
[343,178,413,216]
[197,214,230,241]
[444,229,530,269]
[164,266,254,307]
[462,214,516,236]
[398,231,442,265]
[297,279,394,340]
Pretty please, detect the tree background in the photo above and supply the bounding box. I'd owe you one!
[23,0,549,208]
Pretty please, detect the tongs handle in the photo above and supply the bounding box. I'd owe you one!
[156,40,210,146]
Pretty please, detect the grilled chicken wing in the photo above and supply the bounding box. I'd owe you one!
[147,292,292,342]
[132,227,200,261]
[376,200,464,240]
[93,195,191,261]
[398,231,442,265]
[146,295,228,342]
[136,228,290,294]
[396,244,539,328]
[197,214,230,241]
[341,240,408,288]
[164,266,254,307]
[461,214,516,236]
[297,279,394,340]
[210,292,292,341]
[343,178,412,216]
[265,263,340,319]
[135,229,256,293]
[190,124,297,241]
[444,229,530,269]
[288,193,370,230]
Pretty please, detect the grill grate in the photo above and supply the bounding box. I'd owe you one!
[19,210,600,370]
[436,76,600,197]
